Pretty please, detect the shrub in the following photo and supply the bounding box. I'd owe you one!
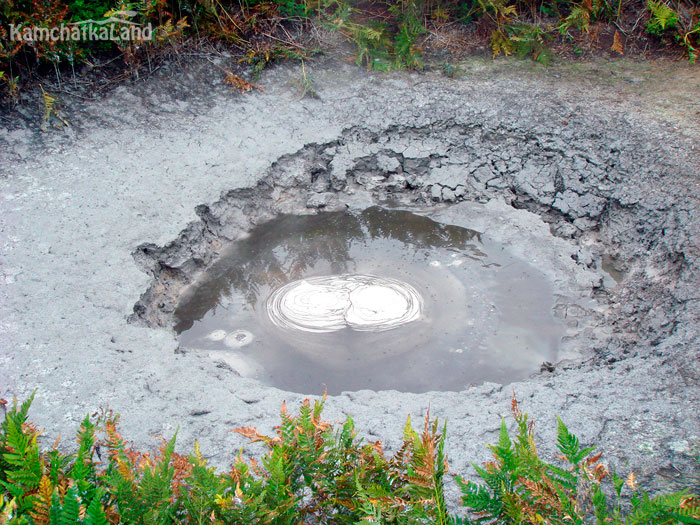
[1,0,698,101]
[645,0,699,63]
[0,391,697,523]
[455,395,700,524]
[0,393,450,523]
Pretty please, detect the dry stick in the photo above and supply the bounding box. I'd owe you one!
[52,88,94,101]
[204,55,232,75]
[261,31,309,50]
[613,21,629,35]
[53,61,62,89]
[617,0,623,23]
[630,12,645,33]
[82,54,124,70]
[281,24,309,48]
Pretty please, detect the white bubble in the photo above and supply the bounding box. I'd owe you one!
[429,260,442,267]
[206,330,227,341]
[224,330,254,348]
[266,274,423,333]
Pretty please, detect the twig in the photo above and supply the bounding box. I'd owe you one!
[51,89,94,101]
[261,32,309,50]
[630,12,645,33]
[82,55,124,70]
[205,56,230,73]
[613,21,628,35]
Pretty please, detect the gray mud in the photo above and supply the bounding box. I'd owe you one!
[1,56,699,508]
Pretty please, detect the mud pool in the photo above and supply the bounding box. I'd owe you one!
[174,208,564,394]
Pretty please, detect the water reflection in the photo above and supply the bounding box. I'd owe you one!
[175,207,481,332]
[174,207,563,394]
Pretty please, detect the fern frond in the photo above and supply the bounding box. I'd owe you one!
[58,486,82,525]
[28,475,53,524]
[83,489,107,525]
[556,416,595,467]
[490,29,515,58]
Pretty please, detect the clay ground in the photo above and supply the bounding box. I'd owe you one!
[1,56,700,507]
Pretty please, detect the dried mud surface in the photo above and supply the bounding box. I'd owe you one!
[1,56,699,506]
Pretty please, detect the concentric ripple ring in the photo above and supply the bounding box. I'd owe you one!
[265,274,423,333]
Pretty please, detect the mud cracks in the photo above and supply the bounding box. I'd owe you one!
[131,120,700,380]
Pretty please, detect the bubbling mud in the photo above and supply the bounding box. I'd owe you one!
[266,274,423,333]
[174,207,566,395]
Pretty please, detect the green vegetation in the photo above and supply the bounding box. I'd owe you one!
[0,392,698,523]
[0,0,698,100]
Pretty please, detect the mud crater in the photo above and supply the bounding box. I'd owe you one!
[130,120,698,392]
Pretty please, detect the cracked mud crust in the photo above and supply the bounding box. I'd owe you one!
[1,56,699,507]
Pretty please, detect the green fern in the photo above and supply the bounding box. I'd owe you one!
[0,394,43,514]
[556,415,596,467]
[456,397,700,524]
[82,488,107,525]
[646,0,679,34]
[53,486,81,525]
[559,4,592,33]
[0,393,697,524]
[137,433,178,522]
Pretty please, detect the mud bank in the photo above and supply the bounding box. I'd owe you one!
[1,57,699,507]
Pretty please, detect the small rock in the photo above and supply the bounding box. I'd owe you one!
[427,165,466,188]
[668,439,690,454]
[376,153,401,174]
[386,174,407,192]
[573,217,598,231]
[405,174,425,189]
[540,361,555,372]
[403,157,430,176]
[472,165,495,184]
[310,174,330,193]
[355,173,385,190]
[441,187,456,202]
[453,185,467,199]
[486,177,509,189]
[238,393,262,404]
[306,192,337,209]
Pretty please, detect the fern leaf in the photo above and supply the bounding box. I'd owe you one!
[611,30,624,54]
[83,489,107,525]
[58,487,81,525]
[490,29,515,58]
[29,475,53,524]
[556,416,594,466]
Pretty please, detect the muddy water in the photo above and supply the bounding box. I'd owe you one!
[174,207,565,395]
